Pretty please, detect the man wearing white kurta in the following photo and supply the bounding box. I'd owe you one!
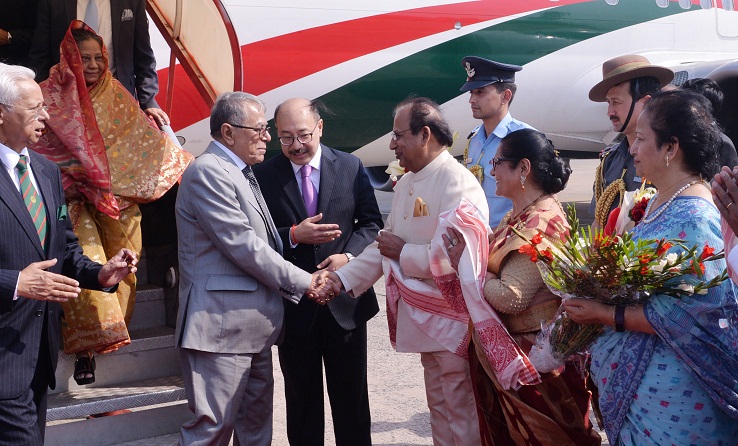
[328,97,488,445]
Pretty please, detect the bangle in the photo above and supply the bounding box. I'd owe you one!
[614,305,626,332]
[290,224,297,244]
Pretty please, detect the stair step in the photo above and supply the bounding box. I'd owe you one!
[128,285,167,331]
[53,326,180,393]
[47,375,186,422]
[46,400,191,446]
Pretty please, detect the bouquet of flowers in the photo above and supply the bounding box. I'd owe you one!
[514,205,728,373]
[603,182,656,236]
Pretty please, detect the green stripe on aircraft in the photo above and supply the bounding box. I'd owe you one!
[268,0,686,154]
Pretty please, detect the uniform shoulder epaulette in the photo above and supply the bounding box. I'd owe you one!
[467,126,481,140]
[599,143,618,159]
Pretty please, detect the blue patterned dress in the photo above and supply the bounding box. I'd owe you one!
[589,197,738,445]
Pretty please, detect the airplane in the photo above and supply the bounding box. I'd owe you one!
[145,0,738,189]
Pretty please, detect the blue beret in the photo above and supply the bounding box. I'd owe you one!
[459,56,522,92]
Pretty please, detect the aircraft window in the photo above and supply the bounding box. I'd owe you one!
[655,0,669,8]
[700,0,712,9]
[678,0,692,9]
[724,0,735,10]
[605,0,619,5]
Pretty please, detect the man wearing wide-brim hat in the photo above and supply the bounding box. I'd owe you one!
[459,56,534,228]
[589,54,674,227]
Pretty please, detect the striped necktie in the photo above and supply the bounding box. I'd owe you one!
[242,165,278,250]
[17,155,48,248]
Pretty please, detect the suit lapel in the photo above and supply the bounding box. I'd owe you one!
[209,143,282,253]
[110,0,122,52]
[0,159,46,258]
[31,154,57,256]
[274,155,306,219]
[317,147,337,214]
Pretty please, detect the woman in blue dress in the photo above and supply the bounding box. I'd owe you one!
[563,90,738,445]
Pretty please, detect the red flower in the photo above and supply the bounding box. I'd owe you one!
[518,244,538,262]
[531,233,543,245]
[690,260,706,275]
[540,248,555,263]
[656,240,672,256]
[604,207,621,236]
[699,245,715,261]
[630,197,650,224]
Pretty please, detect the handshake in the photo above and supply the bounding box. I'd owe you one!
[307,271,343,305]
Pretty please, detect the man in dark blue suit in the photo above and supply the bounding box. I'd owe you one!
[0,63,136,444]
[28,0,168,126]
[255,98,382,445]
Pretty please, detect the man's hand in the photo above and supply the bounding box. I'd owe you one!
[307,271,343,305]
[98,249,138,289]
[317,253,350,271]
[293,213,341,245]
[376,230,405,260]
[712,166,738,235]
[144,107,170,128]
[17,259,81,302]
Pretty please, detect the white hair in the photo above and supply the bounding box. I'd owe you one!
[0,63,36,107]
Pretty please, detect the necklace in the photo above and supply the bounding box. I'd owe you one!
[510,193,549,224]
[640,180,701,224]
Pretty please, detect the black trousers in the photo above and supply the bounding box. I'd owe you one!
[278,306,372,446]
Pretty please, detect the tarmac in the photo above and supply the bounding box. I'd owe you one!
[114,159,608,445]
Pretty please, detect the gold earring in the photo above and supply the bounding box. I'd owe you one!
[666,155,669,167]
[520,175,526,190]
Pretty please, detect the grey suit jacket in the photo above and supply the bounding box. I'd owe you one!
[174,142,313,354]
[29,0,160,109]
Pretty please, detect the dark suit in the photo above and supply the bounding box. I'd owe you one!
[0,150,106,444]
[28,0,160,109]
[254,145,382,446]
[0,0,38,66]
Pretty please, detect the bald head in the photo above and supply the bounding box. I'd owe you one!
[275,97,324,165]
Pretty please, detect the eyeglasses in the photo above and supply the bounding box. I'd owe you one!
[491,157,517,170]
[390,128,412,141]
[1,102,49,119]
[278,121,319,146]
[228,123,270,138]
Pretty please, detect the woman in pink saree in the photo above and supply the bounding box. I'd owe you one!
[33,21,192,385]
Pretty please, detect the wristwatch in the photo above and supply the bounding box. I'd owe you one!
[345,253,355,262]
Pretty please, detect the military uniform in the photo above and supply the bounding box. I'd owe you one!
[466,114,532,227]
[590,138,642,216]
[459,56,533,227]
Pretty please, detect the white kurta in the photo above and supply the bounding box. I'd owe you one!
[339,150,488,352]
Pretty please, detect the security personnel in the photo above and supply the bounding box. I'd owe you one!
[459,56,533,227]
[588,55,673,227]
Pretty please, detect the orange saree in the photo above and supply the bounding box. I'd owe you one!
[34,21,192,354]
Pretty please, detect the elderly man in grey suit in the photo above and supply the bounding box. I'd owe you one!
[175,91,339,446]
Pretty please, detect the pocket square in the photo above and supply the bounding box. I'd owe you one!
[121,8,134,21]
[413,197,429,217]
[57,204,67,220]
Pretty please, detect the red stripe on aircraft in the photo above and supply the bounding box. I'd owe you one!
[158,0,588,130]
[242,0,587,94]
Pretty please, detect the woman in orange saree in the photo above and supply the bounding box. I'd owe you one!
[33,21,192,385]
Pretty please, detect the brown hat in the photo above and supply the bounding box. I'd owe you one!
[589,55,674,102]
